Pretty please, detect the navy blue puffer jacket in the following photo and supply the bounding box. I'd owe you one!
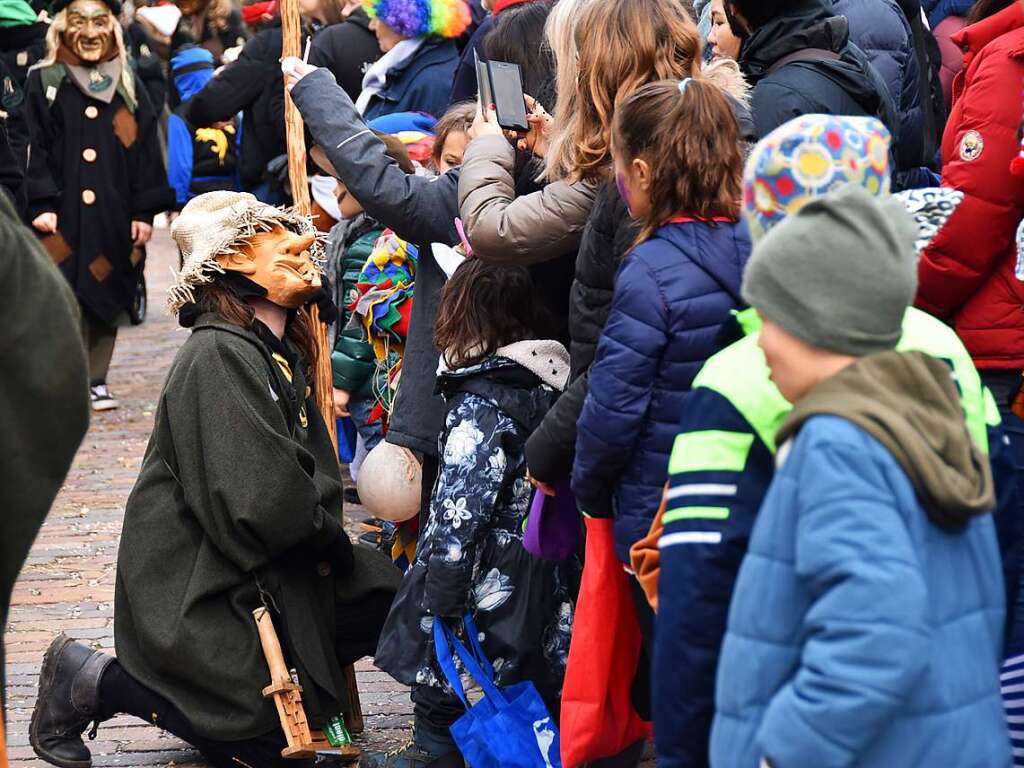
[834,0,925,172]
[572,218,751,563]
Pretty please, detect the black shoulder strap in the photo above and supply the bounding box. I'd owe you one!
[766,48,842,76]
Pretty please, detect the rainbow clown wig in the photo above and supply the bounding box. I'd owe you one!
[363,0,472,39]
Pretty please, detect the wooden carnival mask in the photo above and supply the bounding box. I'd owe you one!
[62,0,117,63]
[216,226,322,310]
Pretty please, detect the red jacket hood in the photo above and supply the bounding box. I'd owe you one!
[953,2,1024,69]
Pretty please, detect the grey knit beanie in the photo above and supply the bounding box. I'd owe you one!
[741,183,918,355]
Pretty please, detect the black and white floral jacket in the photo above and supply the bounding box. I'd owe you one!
[374,341,581,705]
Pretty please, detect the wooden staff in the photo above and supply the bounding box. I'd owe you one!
[279,0,335,445]
[280,0,364,737]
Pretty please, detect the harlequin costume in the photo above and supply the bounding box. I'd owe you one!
[24,0,173,407]
[335,230,417,431]
[335,230,418,568]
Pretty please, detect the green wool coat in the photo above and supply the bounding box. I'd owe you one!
[0,192,89,707]
[114,314,399,741]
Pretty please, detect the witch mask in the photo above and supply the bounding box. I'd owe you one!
[215,226,323,310]
[62,0,117,63]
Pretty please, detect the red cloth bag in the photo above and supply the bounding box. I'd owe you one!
[560,517,652,767]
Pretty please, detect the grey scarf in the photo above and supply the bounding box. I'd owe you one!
[65,58,121,104]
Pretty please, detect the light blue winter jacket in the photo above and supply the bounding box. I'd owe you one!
[711,414,1011,768]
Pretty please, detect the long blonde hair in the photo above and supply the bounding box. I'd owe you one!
[34,7,136,105]
[541,0,590,182]
[545,0,702,183]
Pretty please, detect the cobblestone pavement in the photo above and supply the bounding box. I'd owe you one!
[3,227,413,767]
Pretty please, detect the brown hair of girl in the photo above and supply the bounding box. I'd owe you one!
[965,0,1014,25]
[434,260,548,369]
[613,79,743,245]
[430,102,476,171]
[192,281,320,371]
[550,0,702,183]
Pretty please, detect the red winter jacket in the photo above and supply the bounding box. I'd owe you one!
[916,3,1024,370]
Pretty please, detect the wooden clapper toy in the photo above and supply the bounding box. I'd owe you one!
[254,607,362,761]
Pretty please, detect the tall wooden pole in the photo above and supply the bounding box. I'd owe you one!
[280,0,337,449]
[280,0,362,734]
[280,0,310,211]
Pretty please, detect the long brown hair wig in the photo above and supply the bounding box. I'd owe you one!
[192,281,320,370]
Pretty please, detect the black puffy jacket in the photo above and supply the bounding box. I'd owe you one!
[308,10,381,102]
[0,22,46,176]
[525,182,637,484]
[740,1,898,142]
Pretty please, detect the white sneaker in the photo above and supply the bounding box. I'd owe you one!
[90,384,119,412]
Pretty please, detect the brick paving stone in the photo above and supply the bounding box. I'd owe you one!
[4,227,413,767]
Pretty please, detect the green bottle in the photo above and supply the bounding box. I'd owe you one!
[324,715,352,748]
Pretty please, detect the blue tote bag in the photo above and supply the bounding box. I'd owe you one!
[433,615,562,768]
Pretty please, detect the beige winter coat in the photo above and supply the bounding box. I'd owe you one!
[458,134,599,264]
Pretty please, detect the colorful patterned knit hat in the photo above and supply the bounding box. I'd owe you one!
[363,0,471,39]
[743,114,892,242]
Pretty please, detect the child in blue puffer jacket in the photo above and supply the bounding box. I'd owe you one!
[166,47,240,208]
[712,184,1011,767]
[572,78,751,566]
[571,77,752,723]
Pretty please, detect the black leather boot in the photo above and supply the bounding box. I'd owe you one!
[30,634,115,768]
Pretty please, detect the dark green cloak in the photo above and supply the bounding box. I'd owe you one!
[0,192,89,708]
[113,314,399,741]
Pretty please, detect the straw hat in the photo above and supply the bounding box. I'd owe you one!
[168,191,323,314]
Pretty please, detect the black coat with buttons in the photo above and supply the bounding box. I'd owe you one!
[114,314,401,740]
[24,61,173,323]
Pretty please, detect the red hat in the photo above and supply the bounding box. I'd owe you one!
[242,0,276,25]
[492,0,534,15]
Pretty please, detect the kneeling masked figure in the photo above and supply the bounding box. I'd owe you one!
[31,191,401,768]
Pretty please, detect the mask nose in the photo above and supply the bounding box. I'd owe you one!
[292,232,317,253]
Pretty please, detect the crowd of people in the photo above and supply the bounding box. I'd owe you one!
[4,0,1024,766]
